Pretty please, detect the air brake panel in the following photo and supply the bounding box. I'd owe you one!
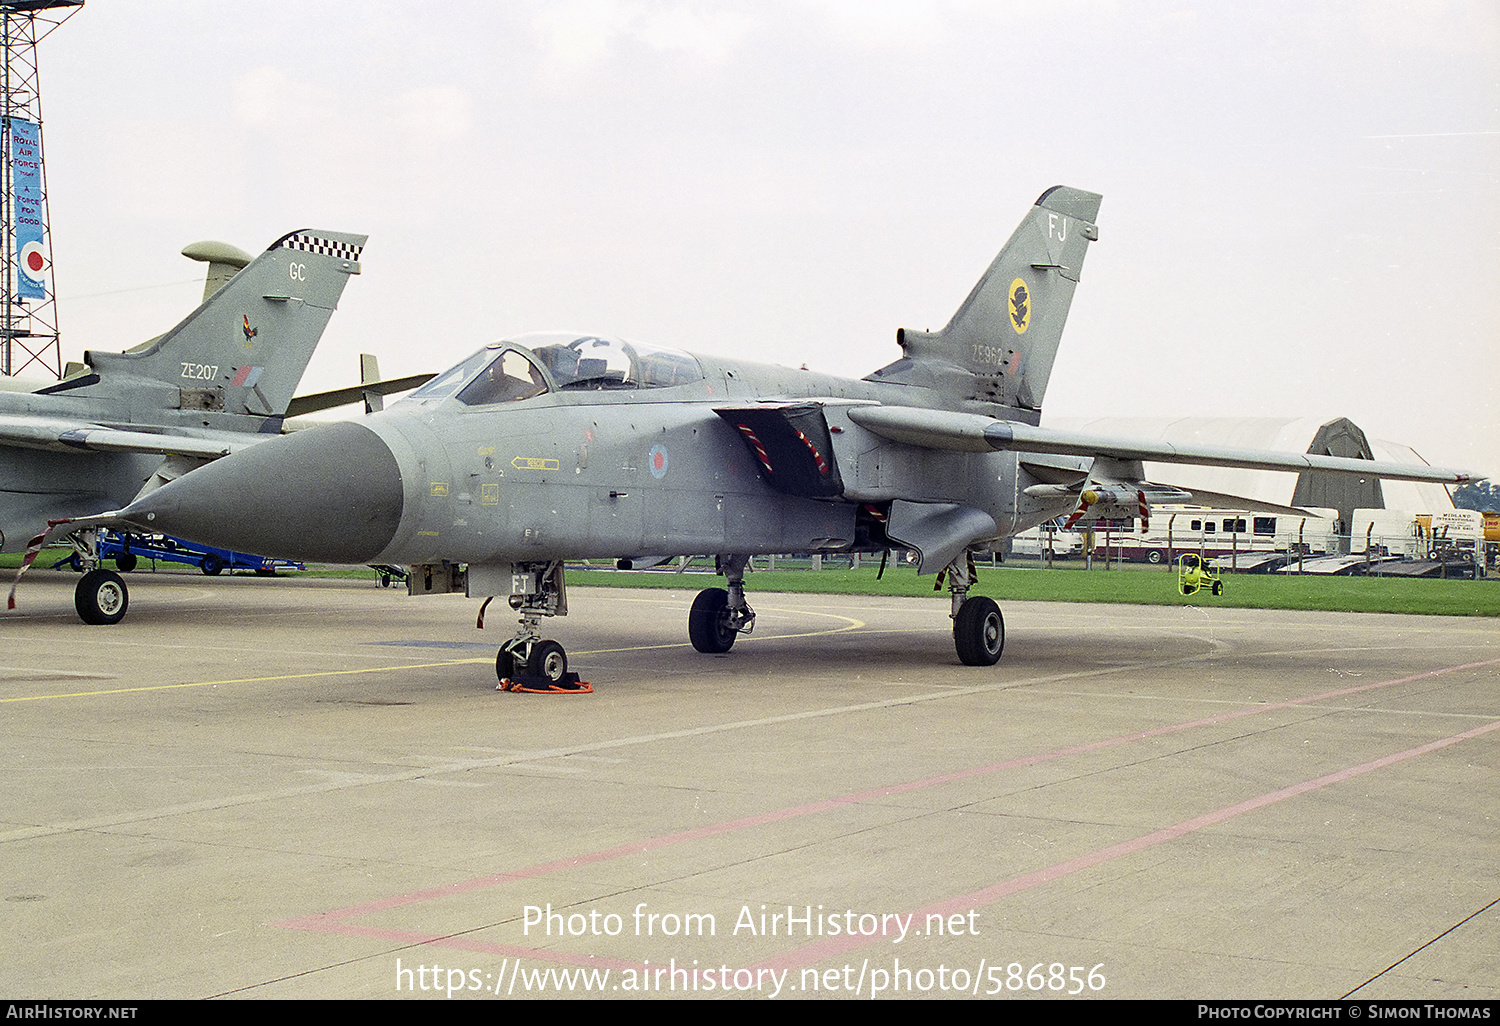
[714,404,844,498]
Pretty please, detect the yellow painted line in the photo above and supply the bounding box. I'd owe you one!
[0,659,490,704]
[1,608,868,703]
[574,605,866,656]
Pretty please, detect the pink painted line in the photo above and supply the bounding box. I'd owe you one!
[284,713,1500,977]
[299,919,646,972]
[275,655,1500,949]
[754,715,1500,972]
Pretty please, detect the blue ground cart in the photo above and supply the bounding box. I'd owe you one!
[62,531,305,577]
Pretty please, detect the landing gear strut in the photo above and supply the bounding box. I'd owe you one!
[945,552,1003,666]
[67,529,130,626]
[492,561,585,690]
[689,554,756,654]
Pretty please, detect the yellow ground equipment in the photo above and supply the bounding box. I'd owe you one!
[1177,553,1224,596]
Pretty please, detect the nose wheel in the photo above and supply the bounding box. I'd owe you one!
[489,563,591,693]
[498,638,569,683]
[496,637,589,693]
[76,568,129,625]
[63,529,132,625]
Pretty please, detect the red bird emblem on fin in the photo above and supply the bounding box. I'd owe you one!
[241,315,258,343]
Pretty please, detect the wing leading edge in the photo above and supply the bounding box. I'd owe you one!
[0,414,254,459]
[845,406,1475,485]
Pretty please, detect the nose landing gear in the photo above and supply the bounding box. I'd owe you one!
[489,561,592,693]
[62,528,131,626]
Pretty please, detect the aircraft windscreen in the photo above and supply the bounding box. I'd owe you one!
[454,349,549,406]
[406,334,704,405]
[407,346,497,401]
[519,333,704,390]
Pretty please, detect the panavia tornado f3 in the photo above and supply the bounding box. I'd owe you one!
[0,229,438,626]
[100,187,1476,682]
[0,229,365,622]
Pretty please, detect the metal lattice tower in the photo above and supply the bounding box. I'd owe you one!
[0,0,80,378]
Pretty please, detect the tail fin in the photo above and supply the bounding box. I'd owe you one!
[63,229,365,421]
[873,186,1100,419]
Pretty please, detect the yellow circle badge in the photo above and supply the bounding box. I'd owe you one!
[1008,278,1030,334]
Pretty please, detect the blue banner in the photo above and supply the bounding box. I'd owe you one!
[9,118,44,300]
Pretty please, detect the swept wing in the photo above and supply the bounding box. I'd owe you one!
[844,406,1472,484]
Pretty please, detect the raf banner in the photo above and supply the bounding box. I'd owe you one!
[9,117,45,300]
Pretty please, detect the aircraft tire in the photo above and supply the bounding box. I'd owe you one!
[201,555,224,576]
[527,641,568,683]
[688,588,736,654]
[496,647,518,682]
[953,596,1004,666]
[75,569,128,626]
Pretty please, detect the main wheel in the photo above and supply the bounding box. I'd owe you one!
[527,640,568,683]
[953,596,1004,666]
[201,554,224,576]
[688,588,736,653]
[115,553,138,573]
[75,569,128,625]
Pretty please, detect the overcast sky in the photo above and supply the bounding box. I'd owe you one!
[29,0,1500,479]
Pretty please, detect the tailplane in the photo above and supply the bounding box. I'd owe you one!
[869,186,1100,421]
[43,229,365,424]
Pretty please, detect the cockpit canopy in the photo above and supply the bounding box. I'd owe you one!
[406,332,705,406]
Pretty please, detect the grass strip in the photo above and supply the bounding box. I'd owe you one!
[9,550,1494,617]
[566,566,1500,617]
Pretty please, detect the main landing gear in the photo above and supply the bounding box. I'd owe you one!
[688,554,756,654]
[943,553,1004,666]
[492,561,588,691]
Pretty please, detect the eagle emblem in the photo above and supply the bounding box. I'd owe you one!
[1008,278,1030,334]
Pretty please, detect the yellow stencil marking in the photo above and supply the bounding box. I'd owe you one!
[511,457,559,471]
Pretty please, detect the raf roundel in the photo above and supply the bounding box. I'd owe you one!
[648,444,669,479]
[19,241,46,280]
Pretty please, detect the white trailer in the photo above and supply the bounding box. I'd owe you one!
[1085,507,1338,565]
[1008,520,1086,560]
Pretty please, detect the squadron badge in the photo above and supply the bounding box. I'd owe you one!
[1008,278,1030,334]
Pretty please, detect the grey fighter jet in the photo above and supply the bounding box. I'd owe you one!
[0,228,366,622]
[103,188,1476,679]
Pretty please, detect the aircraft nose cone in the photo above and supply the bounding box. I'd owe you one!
[121,421,404,563]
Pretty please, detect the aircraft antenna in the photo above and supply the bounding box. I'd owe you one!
[0,0,80,378]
